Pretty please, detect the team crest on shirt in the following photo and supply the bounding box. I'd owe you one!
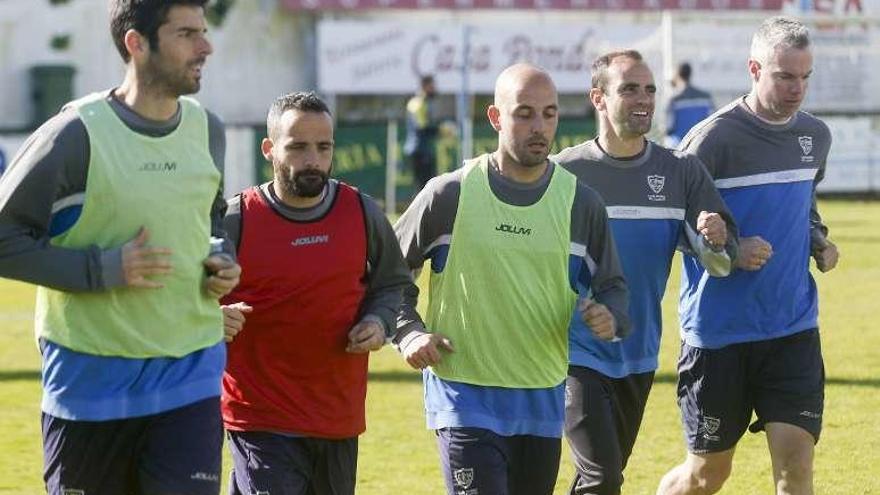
[454,468,475,489]
[647,175,666,201]
[798,136,814,163]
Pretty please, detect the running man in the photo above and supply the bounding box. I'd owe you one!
[657,17,838,495]
[553,49,737,495]
[393,63,630,495]
[220,92,411,495]
[0,1,238,493]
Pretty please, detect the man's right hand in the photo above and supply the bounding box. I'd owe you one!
[734,236,773,271]
[402,331,455,370]
[122,227,173,288]
[221,302,252,343]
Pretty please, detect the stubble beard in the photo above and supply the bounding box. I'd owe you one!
[278,168,329,199]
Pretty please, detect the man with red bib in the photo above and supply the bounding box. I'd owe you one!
[220,92,411,495]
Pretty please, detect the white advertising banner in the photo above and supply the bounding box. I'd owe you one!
[320,19,880,112]
[318,21,663,94]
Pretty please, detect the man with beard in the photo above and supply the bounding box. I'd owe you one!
[657,17,837,495]
[552,50,737,495]
[0,1,239,493]
[219,92,411,495]
[392,63,630,495]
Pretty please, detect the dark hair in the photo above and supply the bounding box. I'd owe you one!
[266,91,332,139]
[677,62,692,82]
[420,75,435,87]
[591,49,643,93]
[109,0,209,62]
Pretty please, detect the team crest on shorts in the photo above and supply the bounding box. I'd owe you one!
[454,467,475,489]
[62,490,85,495]
[647,175,666,201]
[700,415,721,441]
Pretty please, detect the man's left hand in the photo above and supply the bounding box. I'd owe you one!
[814,240,839,273]
[203,255,241,299]
[346,320,385,353]
[579,299,617,341]
[697,211,727,248]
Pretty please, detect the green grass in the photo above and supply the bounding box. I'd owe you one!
[0,200,878,494]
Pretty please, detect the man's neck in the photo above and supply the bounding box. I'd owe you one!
[597,128,646,159]
[114,69,179,121]
[272,181,324,209]
[491,151,548,184]
[744,93,792,125]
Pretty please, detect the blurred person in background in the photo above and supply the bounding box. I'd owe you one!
[665,62,714,148]
[404,75,441,193]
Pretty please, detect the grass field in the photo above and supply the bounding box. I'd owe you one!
[0,199,878,494]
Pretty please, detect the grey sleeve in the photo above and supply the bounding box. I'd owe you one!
[222,194,242,249]
[678,155,738,277]
[809,122,833,253]
[207,111,236,259]
[679,120,723,178]
[392,175,460,348]
[359,194,411,337]
[571,184,631,338]
[0,111,113,291]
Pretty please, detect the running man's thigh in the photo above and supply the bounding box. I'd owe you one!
[139,397,223,495]
[750,329,825,443]
[436,427,509,495]
[610,371,655,469]
[507,434,561,495]
[308,437,358,495]
[677,342,753,454]
[565,366,624,494]
[227,431,313,495]
[42,413,144,495]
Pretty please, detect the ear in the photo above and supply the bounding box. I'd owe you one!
[487,105,501,132]
[589,88,605,112]
[748,59,761,83]
[123,29,148,61]
[260,137,274,162]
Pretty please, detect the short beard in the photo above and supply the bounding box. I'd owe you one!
[144,55,201,97]
[278,169,329,199]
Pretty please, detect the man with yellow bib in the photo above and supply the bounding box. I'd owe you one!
[0,1,239,493]
[393,64,631,495]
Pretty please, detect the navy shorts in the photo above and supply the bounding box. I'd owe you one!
[227,431,358,495]
[42,396,223,495]
[436,427,561,495]
[564,366,655,495]
[677,329,824,454]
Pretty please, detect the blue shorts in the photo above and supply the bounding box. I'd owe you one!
[227,431,358,495]
[677,329,824,454]
[436,427,561,495]
[42,396,223,495]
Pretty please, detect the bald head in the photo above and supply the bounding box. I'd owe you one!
[488,63,559,172]
[494,63,556,108]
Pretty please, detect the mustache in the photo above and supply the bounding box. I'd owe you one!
[295,169,326,178]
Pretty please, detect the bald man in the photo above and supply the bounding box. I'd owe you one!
[392,64,630,495]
